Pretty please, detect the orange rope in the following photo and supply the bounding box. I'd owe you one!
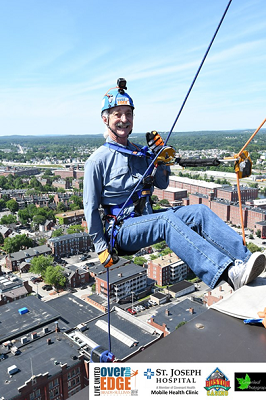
[237,118,266,157]
[236,172,246,245]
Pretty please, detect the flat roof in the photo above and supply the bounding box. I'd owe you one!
[150,298,207,333]
[0,296,60,344]
[169,176,222,189]
[0,330,81,400]
[48,293,103,327]
[97,263,146,284]
[55,209,84,218]
[169,280,194,292]
[130,308,266,362]
[74,306,162,361]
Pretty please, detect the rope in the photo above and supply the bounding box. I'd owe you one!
[164,0,233,147]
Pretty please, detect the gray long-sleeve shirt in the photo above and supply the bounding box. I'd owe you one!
[83,136,170,253]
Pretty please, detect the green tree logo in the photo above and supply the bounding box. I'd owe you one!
[236,374,251,390]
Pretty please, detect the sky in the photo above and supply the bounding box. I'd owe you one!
[0,0,265,136]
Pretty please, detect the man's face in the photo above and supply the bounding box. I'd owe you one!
[105,105,133,139]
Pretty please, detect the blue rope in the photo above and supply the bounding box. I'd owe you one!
[106,267,112,352]
[164,0,233,147]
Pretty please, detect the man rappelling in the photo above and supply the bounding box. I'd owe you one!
[83,79,265,291]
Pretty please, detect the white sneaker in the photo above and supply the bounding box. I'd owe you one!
[228,252,266,290]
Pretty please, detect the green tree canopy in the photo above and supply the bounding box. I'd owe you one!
[0,198,6,210]
[3,234,33,253]
[133,256,147,266]
[30,254,54,276]
[52,228,64,237]
[67,225,84,234]
[44,265,67,288]
[0,214,17,225]
[6,199,19,213]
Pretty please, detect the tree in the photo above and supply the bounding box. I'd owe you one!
[3,234,33,253]
[38,237,47,246]
[30,255,54,276]
[33,215,46,226]
[56,202,67,213]
[247,242,262,253]
[70,195,83,209]
[0,198,6,210]
[52,228,64,237]
[176,321,187,329]
[256,229,261,238]
[0,233,4,245]
[133,256,147,266]
[44,265,67,288]
[29,177,43,190]
[0,214,17,225]
[67,225,84,234]
[153,241,167,251]
[18,209,30,225]
[158,199,170,207]
[151,195,159,203]
[6,199,19,213]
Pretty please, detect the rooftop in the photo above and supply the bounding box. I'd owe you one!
[0,296,60,344]
[149,298,207,333]
[8,245,51,261]
[66,306,163,361]
[169,175,222,189]
[96,262,146,284]
[0,329,81,400]
[48,293,104,328]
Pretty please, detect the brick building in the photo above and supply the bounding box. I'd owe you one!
[153,187,187,206]
[48,233,91,258]
[168,176,221,196]
[147,253,190,286]
[216,185,258,202]
[5,245,52,271]
[65,265,90,288]
[55,209,85,225]
[0,275,32,305]
[95,263,148,302]
[53,166,84,180]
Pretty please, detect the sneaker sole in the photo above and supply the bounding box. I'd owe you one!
[243,254,266,285]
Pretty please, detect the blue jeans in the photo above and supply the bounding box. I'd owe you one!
[116,204,251,288]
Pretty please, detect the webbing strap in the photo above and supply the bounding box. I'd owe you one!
[103,142,154,159]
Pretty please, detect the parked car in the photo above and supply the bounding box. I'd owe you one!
[42,285,53,291]
[142,302,150,309]
[148,300,157,306]
[68,288,77,293]
[86,262,95,267]
[126,308,137,315]
[31,277,43,283]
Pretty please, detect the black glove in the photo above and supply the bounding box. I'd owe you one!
[146,131,164,154]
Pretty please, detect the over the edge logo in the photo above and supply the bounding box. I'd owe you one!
[93,366,138,396]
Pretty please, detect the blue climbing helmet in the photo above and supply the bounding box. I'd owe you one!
[101,78,134,114]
